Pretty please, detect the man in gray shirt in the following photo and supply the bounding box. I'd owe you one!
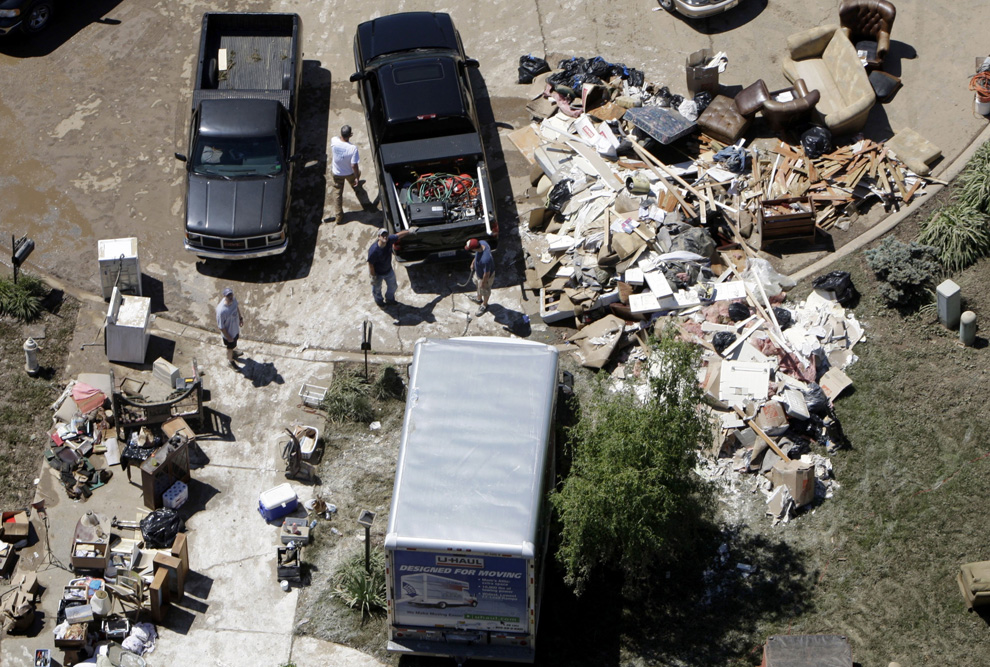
[216,287,244,368]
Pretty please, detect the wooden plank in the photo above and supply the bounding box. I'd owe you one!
[733,406,792,462]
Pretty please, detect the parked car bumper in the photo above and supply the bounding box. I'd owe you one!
[673,0,741,18]
[0,19,24,36]
[183,237,288,260]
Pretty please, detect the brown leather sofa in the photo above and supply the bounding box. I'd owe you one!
[839,0,896,68]
[781,25,875,135]
[752,79,822,135]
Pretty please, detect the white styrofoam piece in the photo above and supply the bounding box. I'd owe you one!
[713,280,748,301]
[643,270,673,297]
[624,268,645,285]
[628,292,664,313]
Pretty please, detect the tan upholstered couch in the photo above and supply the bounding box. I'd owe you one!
[781,25,875,136]
[959,561,990,610]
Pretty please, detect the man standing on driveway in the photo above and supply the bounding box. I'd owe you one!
[368,228,413,305]
[329,125,367,222]
[216,287,244,368]
[466,238,495,316]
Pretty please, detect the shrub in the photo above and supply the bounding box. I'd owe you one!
[956,140,990,213]
[333,548,387,619]
[864,237,943,309]
[320,368,374,424]
[0,275,47,321]
[916,202,990,272]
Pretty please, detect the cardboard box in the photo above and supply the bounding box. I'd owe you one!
[153,552,185,600]
[755,400,789,437]
[770,459,816,508]
[686,48,720,96]
[1,511,29,542]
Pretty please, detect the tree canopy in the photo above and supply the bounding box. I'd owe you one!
[551,333,713,594]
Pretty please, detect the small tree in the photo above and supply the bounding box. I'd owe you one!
[551,333,713,595]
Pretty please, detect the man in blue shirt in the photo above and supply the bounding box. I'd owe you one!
[368,228,413,305]
[465,238,495,316]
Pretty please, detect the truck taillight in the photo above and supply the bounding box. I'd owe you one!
[491,219,499,237]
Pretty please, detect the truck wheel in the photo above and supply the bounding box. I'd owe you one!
[658,0,675,11]
[23,1,53,33]
[470,600,478,607]
[437,601,447,609]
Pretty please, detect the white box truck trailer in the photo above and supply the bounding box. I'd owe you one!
[385,337,559,664]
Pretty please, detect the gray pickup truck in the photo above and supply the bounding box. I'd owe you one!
[175,13,302,260]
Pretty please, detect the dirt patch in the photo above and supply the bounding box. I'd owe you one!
[0,291,78,509]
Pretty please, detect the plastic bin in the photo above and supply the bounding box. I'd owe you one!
[259,483,298,522]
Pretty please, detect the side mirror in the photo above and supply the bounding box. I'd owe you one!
[174,153,187,162]
[464,58,480,69]
[349,72,365,83]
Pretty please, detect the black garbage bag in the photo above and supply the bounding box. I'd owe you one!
[773,307,794,330]
[728,301,751,322]
[627,68,645,88]
[583,56,612,79]
[693,91,713,114]
[712,331,737,355]
[518,55,550,84]
[801,126,832,159]
[802,382,830,415]
[141,508,184,549]
[669,93,685,109]
[812,270,857,305]
[546,179,573,214]
[655,86,674,107]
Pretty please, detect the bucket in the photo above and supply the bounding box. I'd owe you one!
[976,94,990,116]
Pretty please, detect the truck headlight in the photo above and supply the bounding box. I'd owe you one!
[267,231,286,244]
[0,9,21,17]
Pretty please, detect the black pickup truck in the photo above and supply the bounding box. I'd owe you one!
[175,13,302,260]
[350,12,497,264]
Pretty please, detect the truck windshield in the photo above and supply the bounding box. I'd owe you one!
[191,136,283,177]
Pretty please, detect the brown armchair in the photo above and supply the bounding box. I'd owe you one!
[839,0,896,67]
[697,80,769,144]
[760,79,822,134]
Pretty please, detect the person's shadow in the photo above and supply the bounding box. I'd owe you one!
[489,303,532,337]
[234,358,285,388]
[384,294,444,326]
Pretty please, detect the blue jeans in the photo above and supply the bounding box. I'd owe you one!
[371,270,397,302]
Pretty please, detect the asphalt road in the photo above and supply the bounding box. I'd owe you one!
[0,0,986,353]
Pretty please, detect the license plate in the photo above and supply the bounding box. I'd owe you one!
[438,250,457,258]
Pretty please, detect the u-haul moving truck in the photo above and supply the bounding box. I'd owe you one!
[385,337,559,664]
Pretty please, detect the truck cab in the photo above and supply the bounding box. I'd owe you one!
[351,12,498,264]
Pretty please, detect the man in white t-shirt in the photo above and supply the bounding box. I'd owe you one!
[329,125,367,222]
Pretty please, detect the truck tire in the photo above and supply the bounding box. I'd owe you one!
[659,0,675,11]
[437,601,447,609]
[470,600,478,607]
[23,1,53,33]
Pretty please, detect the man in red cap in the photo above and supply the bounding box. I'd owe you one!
[465,238,495,316]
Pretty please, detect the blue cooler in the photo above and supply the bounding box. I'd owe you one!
[258,483,298,522]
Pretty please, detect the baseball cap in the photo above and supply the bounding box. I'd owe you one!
[222,287,234,297]
[378,229,389,237]
[341,125,353,138]
[465,239,481,251]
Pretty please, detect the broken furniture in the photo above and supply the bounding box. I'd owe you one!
[105,286,152,364]
[781,25,875,135]
[697,80,767,144]
[758,79,822,135]
[2,573,39,633]
[958,560,990,610]
[839,0,896,71]
[884,127,942,177]
[110,362,203,441]
[139,436,191,510]
[761,634,852,667]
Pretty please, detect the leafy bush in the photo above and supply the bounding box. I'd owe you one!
[321,368,374,424]
[0,275,47,321]
[550,333,713,595]
[956,140,990,213]
[916,202,990,272]
[333,548,387,618]
[864,237,943,308]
